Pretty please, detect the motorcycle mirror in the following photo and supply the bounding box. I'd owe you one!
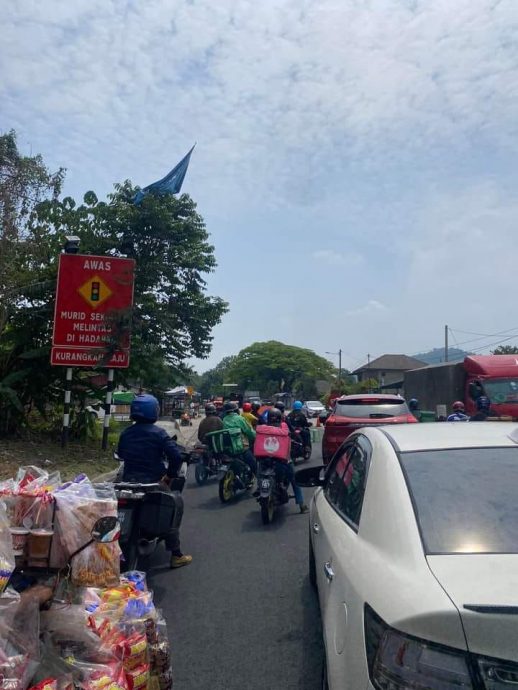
[91,516,121,543]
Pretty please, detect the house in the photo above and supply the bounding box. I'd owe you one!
[353,354,426,391]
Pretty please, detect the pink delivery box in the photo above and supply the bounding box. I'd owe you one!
[255,424,291,462]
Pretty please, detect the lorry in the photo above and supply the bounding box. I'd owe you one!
[404,355,518,418]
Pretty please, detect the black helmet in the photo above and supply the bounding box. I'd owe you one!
[274,401,285,413]
[267,408,282,426]
[223,401,238,413]
[251,402,261,413]
[205,403,217,416]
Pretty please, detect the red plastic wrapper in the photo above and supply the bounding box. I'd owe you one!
[120,632,148,671]
[28,680,58,690]
[124,664,149,690]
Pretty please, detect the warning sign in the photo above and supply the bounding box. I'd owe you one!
[51,254,135,368]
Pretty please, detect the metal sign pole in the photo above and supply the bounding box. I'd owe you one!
[101,368,115,450]
[61,367,73,448]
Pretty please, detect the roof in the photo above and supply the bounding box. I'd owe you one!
[366,421,518,452]
[354,354,426,373]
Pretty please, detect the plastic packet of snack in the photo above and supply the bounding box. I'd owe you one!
[124,664,149,690]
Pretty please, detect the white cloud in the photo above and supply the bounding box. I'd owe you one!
[312,249,362,266]
[345,300,388,318]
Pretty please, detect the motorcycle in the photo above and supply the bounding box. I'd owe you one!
[218,454,254,503]
[190,442,222,485]
[114,458,188,570]
[180,411,192,426]
[256,457,291,525]
[290,427,312,463]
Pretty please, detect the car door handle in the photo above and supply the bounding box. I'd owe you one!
[312,523,320,534]
[324,562,334,581]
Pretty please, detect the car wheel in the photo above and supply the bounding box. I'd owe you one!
[309,531,316,589]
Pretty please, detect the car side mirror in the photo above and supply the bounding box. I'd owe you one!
[468,381,482,400]
[295,465,326,487]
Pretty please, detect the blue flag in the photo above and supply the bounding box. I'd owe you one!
[134,145,195,204]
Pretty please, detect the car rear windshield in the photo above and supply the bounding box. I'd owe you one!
[334,399,409,419]
[306,401,321,406]
[401,447,518,554]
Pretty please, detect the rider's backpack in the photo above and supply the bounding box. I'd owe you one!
[205,428,244,456]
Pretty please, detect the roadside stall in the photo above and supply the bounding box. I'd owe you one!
[0,465,174,690]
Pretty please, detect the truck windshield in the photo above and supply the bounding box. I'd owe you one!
[482,378,518,404]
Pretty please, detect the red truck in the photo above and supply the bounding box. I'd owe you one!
[404,355,518,418]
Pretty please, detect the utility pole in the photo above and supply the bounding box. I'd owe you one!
[338,349,342,385]
[445,325,449,362]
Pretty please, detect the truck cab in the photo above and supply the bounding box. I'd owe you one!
[465,355,518,417]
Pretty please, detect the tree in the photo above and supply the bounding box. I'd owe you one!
[0,131,228,435]
[491,345,518,355]
[197,356,238,399]
[226,341,337,398]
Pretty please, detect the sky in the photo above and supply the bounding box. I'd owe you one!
[2,0,518,373]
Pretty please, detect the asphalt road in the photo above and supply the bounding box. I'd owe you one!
[148,437,325,690]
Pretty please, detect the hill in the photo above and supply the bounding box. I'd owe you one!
[412,347,470,365]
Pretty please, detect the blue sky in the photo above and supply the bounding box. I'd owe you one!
[3,0,518,372]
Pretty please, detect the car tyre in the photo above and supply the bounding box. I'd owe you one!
[309,531,316,589]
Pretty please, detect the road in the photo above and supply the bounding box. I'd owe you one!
[148,429,325,690]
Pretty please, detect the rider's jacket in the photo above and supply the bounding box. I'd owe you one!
[223,412,256,448]
[287,410,310,428]
[241,411,258,428]
[446,411,469,421]
[198,415,223,443]
[118,422,183,482]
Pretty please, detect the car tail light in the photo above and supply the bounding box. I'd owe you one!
[406,415,419,423]
[364,604,474,689]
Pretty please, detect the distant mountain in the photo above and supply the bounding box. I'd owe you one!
[413,347,470,365]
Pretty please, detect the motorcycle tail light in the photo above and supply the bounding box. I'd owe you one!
[117,498,128,506]
[364,604,474,689]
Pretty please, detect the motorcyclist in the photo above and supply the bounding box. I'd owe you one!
[241,402,258,428]
[117,394,192,569]
[408,398,422,422]
[222,401,257,478]
[198,402,223,443]
[470,395,498,421]
[287,400,311,452]
[447,401,469,422]
[262,408,308,514]
[251,402,262,423]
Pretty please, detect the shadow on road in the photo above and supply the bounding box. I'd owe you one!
[300,575,325,689]
[240,504,308,533]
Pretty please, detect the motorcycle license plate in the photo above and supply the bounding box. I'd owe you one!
[117,508,133,538]
[261,479,271,489]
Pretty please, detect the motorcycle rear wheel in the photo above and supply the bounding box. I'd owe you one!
[260,496,275,525]
[219,470,236,503]
[195,463,209,485]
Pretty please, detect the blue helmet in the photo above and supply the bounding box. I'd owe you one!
[130,394,159,423]
[293,400,303,410]
[476,395,491,411]
[408,398,419,410]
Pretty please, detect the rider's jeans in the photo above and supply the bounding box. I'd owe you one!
[164,490,184,554]
[275,461,305,505]
[242,449,257,476]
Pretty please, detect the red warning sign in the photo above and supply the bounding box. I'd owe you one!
[51,254,135,368]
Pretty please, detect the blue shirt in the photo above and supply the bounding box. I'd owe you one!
[117,422,183,482]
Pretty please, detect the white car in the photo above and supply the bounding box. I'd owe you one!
[303,400,326,418]
[296,422,518,689]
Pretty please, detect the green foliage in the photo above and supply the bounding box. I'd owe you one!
[218,341,337,399]
[491,345,518,355]
[0,130,228,436]
[197,356,238,399]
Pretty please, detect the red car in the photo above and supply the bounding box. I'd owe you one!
[321,394,417,463]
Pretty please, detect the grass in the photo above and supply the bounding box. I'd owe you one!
[0,424,129,481]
